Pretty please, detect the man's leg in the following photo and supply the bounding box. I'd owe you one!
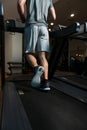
[38,51,50,90]
[38,51,48,80]
[26,53,38,67]
[26,53,44,87]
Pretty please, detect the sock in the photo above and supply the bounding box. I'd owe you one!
[43,79,48,83]
[33,66,39,73]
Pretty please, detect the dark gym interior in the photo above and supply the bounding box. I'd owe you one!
[0,0,87,130]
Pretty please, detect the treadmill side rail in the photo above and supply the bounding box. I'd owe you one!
[1,82,32,130]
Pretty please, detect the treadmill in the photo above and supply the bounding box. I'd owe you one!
[0,2,87,130]
[49,22,87,104]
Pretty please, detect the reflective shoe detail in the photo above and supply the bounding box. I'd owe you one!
[31,66,44,87]
[39,80,50,91]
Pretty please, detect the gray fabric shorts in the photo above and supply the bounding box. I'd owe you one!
[24,25,50,53]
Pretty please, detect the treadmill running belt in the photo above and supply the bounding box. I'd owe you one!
[62,75,87,87]
[14,81,87,130]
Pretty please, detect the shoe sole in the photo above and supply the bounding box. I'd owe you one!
[31,66,44,87]
[39,87,51,91]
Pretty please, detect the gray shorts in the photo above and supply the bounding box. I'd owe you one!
[24,25,50,53]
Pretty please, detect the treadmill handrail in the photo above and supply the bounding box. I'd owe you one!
[5,26,24,33]
[50,22,80,38]
[85,22,87,32]
[70,22,87,36]
[70,22,87,40]
[0,1,5,88]
[0,1,3,16]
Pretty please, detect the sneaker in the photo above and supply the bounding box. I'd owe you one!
[39,80,50,91]
[31,66,44,87]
